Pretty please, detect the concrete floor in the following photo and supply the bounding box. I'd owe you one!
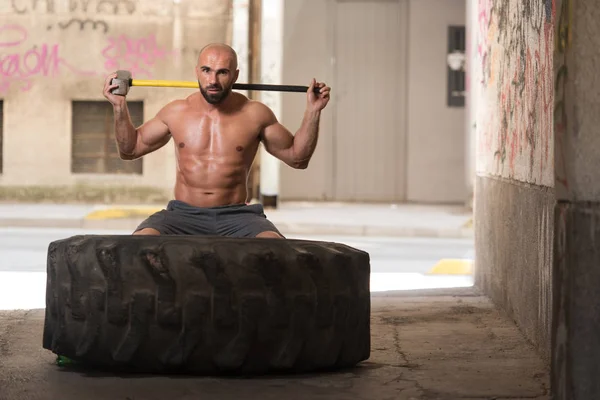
[0,288,549,400]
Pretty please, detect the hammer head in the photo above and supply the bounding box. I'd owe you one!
[110,70,132,96]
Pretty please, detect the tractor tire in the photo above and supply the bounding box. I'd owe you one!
[42,235,371,374]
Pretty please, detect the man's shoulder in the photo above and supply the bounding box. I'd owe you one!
[243,98,275,120]
[158,96,193,115]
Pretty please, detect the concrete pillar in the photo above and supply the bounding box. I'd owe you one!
[464,0,478,210]
[258,0,282,208]
[552,0,600,397]
[232,0,250,97]
[473,0,555,364]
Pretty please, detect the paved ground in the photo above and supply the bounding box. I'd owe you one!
[0,288,549,400]
[0,227,474,310]
[0,202,473,238]
[0,203,551,398]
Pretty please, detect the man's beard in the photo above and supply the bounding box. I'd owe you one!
[199,81,231,104]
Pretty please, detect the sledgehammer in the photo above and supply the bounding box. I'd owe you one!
[110,70,321,96]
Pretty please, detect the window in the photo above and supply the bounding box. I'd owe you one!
[447,25,466,108]
[71,101,143,174]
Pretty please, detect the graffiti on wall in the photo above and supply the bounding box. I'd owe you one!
[54,18,110,33]
[11,0,55,14]
[477,0,555,186]
[0,24,93,92]
[0,24,170,93]
[69,0,136,15]
[12,0,139,32]
[102,34,170,78]
[11,0,136,14]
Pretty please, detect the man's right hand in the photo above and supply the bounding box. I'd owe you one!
[103,72,126,107]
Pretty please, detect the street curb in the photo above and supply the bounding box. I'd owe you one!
[272,222,474,238]
[426,259,474,275]
[84,207,162,220]
[0,219,86,229]
[0,217,474,238]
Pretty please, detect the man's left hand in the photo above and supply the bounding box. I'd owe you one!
[307,78,331,112]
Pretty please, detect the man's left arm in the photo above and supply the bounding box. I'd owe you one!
[260,79,331,169]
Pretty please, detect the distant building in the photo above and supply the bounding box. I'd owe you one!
[0,0,467,205]
[279,0,468,204]
[0,0,231,203]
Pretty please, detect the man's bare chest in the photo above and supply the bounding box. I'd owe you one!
[168,114,261,155]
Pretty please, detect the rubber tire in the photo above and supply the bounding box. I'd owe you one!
[42,235,371,374]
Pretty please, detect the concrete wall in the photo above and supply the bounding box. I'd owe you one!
[280,0,467,203]
[552,0,600,396]
[0,0,231,201]
[474,0,555,362]
[406,0,466,204]
[279,0,335,201]
[476,0,554,187]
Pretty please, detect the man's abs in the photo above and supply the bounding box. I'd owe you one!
[174,158,251,207]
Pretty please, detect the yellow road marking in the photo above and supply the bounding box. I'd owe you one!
[85,207,162,220]
[427,259,473,275]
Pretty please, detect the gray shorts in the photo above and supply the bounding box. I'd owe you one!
[134,200,284,238]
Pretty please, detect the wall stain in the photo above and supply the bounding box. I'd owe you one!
[478,0,554,185]
[554,0,571,191]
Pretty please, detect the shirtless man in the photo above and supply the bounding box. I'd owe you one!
[102,43,330,238]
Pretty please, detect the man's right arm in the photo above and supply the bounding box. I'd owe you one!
[113,103,171,160]
[103,72,171,160]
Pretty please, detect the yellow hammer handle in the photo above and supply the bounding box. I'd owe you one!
[131,79,198,89]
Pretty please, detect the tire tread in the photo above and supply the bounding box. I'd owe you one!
[42,235,371,374]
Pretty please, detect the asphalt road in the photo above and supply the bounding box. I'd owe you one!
[0,227,474,273]
[0,227,474,309]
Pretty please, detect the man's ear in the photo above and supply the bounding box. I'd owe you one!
[234,69,240,82]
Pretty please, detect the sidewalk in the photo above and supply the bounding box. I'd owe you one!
[0,287,548,400]
[0,201,473,238]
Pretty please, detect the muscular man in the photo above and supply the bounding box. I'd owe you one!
[102,43,330,238]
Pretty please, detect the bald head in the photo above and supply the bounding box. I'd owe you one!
[197,43,238,70]
[195,43,240,105]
